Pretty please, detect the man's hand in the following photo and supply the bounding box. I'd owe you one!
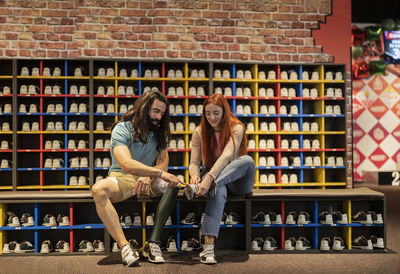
[160,171,184,188]
[196,174,213,197]
[190,175,201,185]
[132,177,151,198]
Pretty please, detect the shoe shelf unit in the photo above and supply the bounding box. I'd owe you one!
[0,188,385,255]
[0,60,348,191]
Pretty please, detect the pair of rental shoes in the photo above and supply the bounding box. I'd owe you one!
[121,241,217,267]
[184,183,217,200]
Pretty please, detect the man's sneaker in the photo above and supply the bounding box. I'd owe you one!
[181,212,199,225]
[132,213,141,226]
[43,214,57,226]
[297,211,311,225]
[352,211,373,225]
[40,240,54,254]
[353,235,373,250]
[263,237,278,251]
[252,237,264,251]
[112,242,120,253]
[184,184,199,200]
[333,211,348,224]
[55,240,70,253]
[221,212,228,225]
[370,235,384,249]
[2,241,18,254]
[252,211,271,225]
[143,241,165,263]
[269,211,282,224]
[14,241,34,253]
[7,211,20,227]
[78,240,94,252]
[166,236,178,252]
[121,243,140,267]
[225,212,240,224]
[93,240,105,252]
[199,244,217,264]
[146,213,154,226]
[120,213,133,226]
[319,211,333,225]
[332,236,345,251]
[284,237,296,250]
[181,238,202,251]
[57,214,70,226]
[285,211,297,225]
[320,237,331,251]
[20,213,34,227]
[368,211,384,224]
[295,236,312,251]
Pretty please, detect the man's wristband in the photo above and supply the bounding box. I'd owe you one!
[159,170,163,178]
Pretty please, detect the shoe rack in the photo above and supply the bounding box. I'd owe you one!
[0,60,348,191]
[0,188,385,255]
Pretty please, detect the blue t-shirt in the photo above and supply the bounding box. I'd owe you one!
[109,121,159,174]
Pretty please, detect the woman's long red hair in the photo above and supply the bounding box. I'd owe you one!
[200,94,247,170]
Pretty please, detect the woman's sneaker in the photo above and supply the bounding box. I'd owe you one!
[184,184,198,200]
[143,241,165,263]
[121,244,140,267]
[199,244,217,264]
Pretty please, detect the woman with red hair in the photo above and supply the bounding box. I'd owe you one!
[186,94,255,264]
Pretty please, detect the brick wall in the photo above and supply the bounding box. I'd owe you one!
[0,0,334,62]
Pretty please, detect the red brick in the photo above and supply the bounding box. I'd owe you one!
[264,37,277,44]
[19,50,31,57]
[139,34,151,41]
[5,49,17,57]
[84,32,97,39]
[194,51,207,59]
[230,52,242,60]
[298,46,321,53]
[41,10,68,17]
[20,18,32,24]
[120,9,146,17]
[60,35,73,41]
[300,14,325,22]
[228,44,240,51]
[5,33,18,40]
[148,10,173,17]
[272,13,298,21]
[264,54,278,61]
[189,27,214,35]
[271,45,296,53]
[306,22,320,29]
[125,33,138,41]
[278,54,291,61]
[146,42,169,49]
[208,35,221,43]
[159,26,185,33]
[166,51,179,58]
[40,42,65,49]
[60,18,74,25]
[76,24,102,32]
[300,55,313,62]
[68,50,81,58]
[285,30,311,37]
[194,35,207,42]
[154,1,168,8]
[48,50,60,58]
[291,38,304,45]
[292,21,305,29]
[222,19,235,27]
[112,17,125,25]
[203,11,229,19]
[118,41,144,49]
[208,52,221,59]
[236,37,249,43]
[180,51,193,59]
[173,43,199,51]
[154,18,168,25]
[16,41,38,49]
[305,0,319,12]
[279,6,292,13]
[111,49,125,57]
[33,33,45,40]
[277,37,291,45]
[148,50,164,58]
[221,36,234,43]
[97,49,110,56]
[166,34,179,41]
[139,18,152,25]
[107,25,131,32]
[46,34,59,41]
[28,25,52,33]
[201,44,227,51]
[250,54,263,61]
[292,55,299,62]
[126,50,139,57]
[133,26,155,33]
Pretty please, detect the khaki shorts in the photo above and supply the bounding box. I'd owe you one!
[108,171,155,201]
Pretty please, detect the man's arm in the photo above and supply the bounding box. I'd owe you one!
[137,149,169,184]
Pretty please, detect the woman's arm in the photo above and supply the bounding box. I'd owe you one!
[189,128,202,184]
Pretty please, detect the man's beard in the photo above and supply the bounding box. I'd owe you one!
[148,116,160,131]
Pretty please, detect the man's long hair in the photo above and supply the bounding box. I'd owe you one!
[112,90,170,151]
[199,94,247,170]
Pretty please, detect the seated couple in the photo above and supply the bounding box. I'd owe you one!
[92,91,255,267]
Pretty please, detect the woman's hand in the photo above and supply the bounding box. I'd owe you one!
[196,174,214,197]
[190,175,201,185]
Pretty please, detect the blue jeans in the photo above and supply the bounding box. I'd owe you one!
[200,155,255,237]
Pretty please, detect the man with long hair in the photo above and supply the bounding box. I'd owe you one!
[92,90,182,267]
[186,94,255,264]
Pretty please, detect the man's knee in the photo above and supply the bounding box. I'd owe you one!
[92,179,112,202]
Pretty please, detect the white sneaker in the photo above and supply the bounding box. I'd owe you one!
[22,122,30,131]
[19,104,27,113]
[1,141,9,150]
[268,174,276,184]
[336,157,344,166]
[106,104,114,113]
[78,176,87,185]
[44,86,52,95]
[289,174,298,183]
[280,71,288,80]
[235,87,243,97]
[333,105,341,115]
[175,105,183,114]
[303,139,311,149]
[77,122,86,131]
[119,104,127,114]
[189,122,196,131]
[291,139,299,149]
[302,88,310,97]
[236,70,244,79]
[177,139,185,149]
[325,87,334,97]
[247,122,255,132]
[302,122,310,132]
[244,105,252,115]
[280,157,289,166]
[259,139,266,149]
[268,105,276,114]
[248,140,256,149]
[325,71,333,80]
[266,88,274,97]
[222,69,230,79]
[69,103,78,113]
[335,71,343,81]
[281,174,288,184]
[311,122,318,132]
[289,71,297,80]
[310,88,318,97]
[176,87,184,96]
[96,121,104,131]
[70,157,79,168]
[44,158,52,168]
[260,174,268,183]
[268,70,276,79]
[169,140,177,149]
[69,176,78,185]
[68,121,77,131]
[291,122,299,132]
[94,158,102,168]
[188,87,196,96]
[258,71,266,80]
[312,139,320,149]
[313,156,321,166]
[267,156,275,167]
[68,140,76,149]
[326,156,335,166]
[152,69,160,78]
[267,139,275,149]
[189,104,196,114]
[281,139,289,149]
[269,122,277,132]
[290,105,298,115]
[259,156,267,167]
[78,103,87,113]
[52,140,61,149]
[236,105,244,115]
[20,85,28,94]
[288,88,296,97]
[126,86,135,95]
[197,86,205,96]
[106,86,114,96]
[244,87,252,97]
[80,157,88,168]
[102,158,111,168]
[52,158,63,168]
[302,71,309,80]
[325,105,333,115]
[280,105,287,115]
[29,104,37,113]
[70,85,78,95]
[79,86,87,95]
[199,244,217,264]
[32,67,39,76]
[304,156,313,166]
[31,122,39,131]
[224,87,232,96]
[258,88,266,97]
[78,140,86,149]
[28,85,37,95]
[106,68,114,77]
[283,122,290,131]
[21,66,29,76]
[260,122,268,131]
[104,140,110,150]
[280,87,288,97]
[311,71,319,80]
[334,88,342,97]
[46,104,55,113]
[292,157,301,167]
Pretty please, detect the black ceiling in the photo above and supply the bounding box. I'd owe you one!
[352,0,400,23]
